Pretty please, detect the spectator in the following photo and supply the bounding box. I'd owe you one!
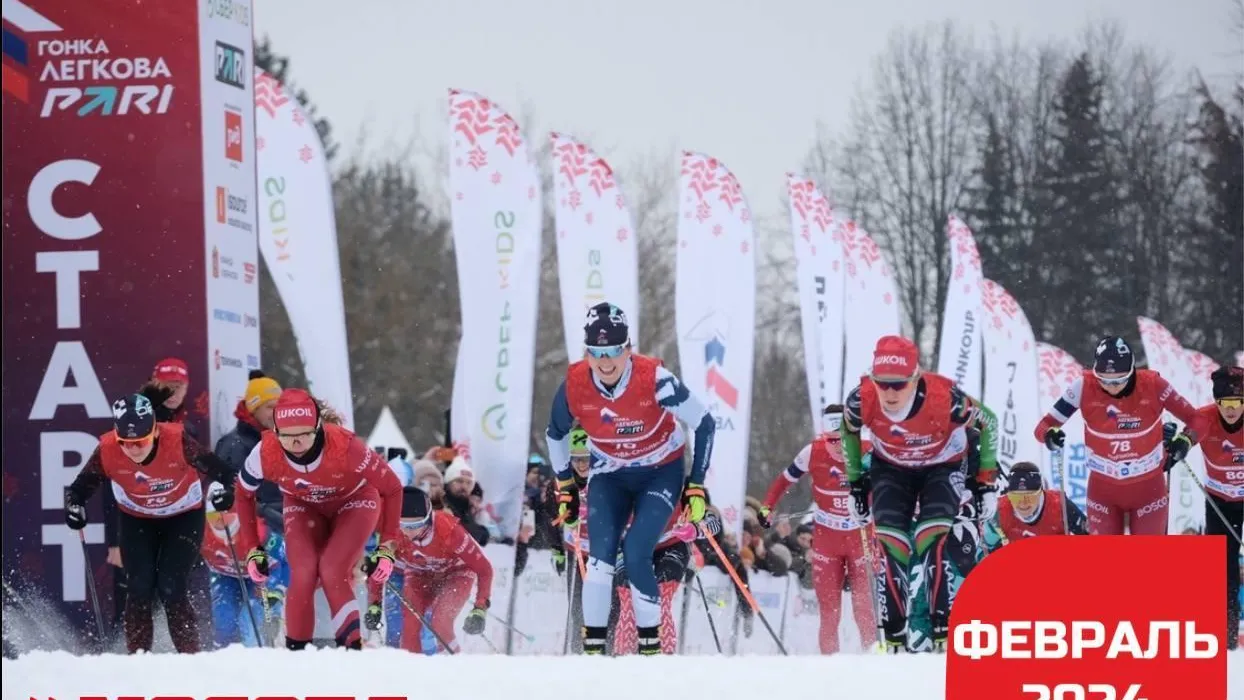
[140,357,196,436]
[215,371,283,533]
[443,457,490,545]
[693,506,755,635]
[412,459,445,509]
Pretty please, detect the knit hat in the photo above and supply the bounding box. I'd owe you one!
[444,456,475,486]
[112,393,156,440]
[412,459,443,490]
[272,389,318,432]
[584,302,629,347]
[245,370,282,412]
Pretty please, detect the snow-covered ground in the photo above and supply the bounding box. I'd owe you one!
[5,648,1244,700]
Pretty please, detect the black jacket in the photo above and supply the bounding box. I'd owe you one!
[215,415,284,534]
[444,483,490,545]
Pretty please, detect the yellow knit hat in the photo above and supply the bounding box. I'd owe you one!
[245,376,282,412]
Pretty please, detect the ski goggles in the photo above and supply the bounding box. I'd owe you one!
[115,430,155,446]
[870,375,915,392]
[586,344,626,359]
[1216,397,1244,410]
[1093,369,1133,387]
[1006,470,1044,493]
[400,514,432,534]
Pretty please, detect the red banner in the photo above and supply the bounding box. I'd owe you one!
[2,0,206,636]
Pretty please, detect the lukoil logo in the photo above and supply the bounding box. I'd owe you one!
[224,108,243,163]
[214,349,243,369]
[875,354,908,366]
[215,185,251,232]
[213,308,242,324]
[213,41,245,89]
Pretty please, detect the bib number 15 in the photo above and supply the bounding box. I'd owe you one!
[1022,684,1146,700]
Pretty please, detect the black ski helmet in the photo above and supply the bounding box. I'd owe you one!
[583,302,629,347]
[401,486,433,528]
[1212,365,1244,400]
[112,393,156,440]
[1093,335,1134,375]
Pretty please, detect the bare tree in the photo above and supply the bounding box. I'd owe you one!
[816,21,981,360]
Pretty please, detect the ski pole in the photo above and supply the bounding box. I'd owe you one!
[693,574,722,654]
[78,531,106,644]
[384,579,456,654]
[562,545,577,655]
[857,522,886,648]
[1180,461,1244,547]
[222,523,265,648]
[487,611,533,642]
[1052,448,1071,535]
[698,524,788,655]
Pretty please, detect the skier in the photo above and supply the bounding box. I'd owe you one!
[1193,365,1244,650]
[1034,335,1201,535]
[841,335,999,653]
[545,301,716,655]
[613,494,724,655]
[64,393,236,653]
[984,462,1088,550]
[232,389,402,650]
[363,487,493,654]
[553,425,592,653]
[758,404,878,654]
[202,482,272,648]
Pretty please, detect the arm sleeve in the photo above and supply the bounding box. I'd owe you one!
[452,524,494,607]
[762,444,810,510]
[545,381,575,482]
[1035,377,1083,441]
[102,487,119,547]
[183,436,237,484]
[697,508,724,539]
[1155,375,1203,441]
[952,389,998,481]
[232,444,265,553]
[237,443,265,493]
[842,386,865,481]
[65,446,107,506]
[656,367,716,484]
[363,445,404,545]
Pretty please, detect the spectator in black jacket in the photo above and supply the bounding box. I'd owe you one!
[214,370,283,532]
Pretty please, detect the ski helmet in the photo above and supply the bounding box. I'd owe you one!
[1212,365,1244,400]
[1093,335,1134,376]
[400,486,433,530]
[112,393,156,440]
[569,426,590,456]
[583,302,629,347]
[1005,463,1044,493]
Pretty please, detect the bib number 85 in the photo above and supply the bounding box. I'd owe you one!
[1022,684,1146,700]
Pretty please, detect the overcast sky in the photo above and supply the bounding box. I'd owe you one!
[254,0,1240,220]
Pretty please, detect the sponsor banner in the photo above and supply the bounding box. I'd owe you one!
[199,0,257,445]
[0,0,205,624]
[938,215,984,399]
[841,222,901,399]
[1136,317,1205,534]
[550,133,640,359]
[981,279,1043,479]
[1036,342,1089,511]
[255,69,354,427]
[675,152,756,536]
[787,174,845,430]
[448,89,541,537]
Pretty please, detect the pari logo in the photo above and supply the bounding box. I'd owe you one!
[683,310,739,413]
[1105,404,1142,430]
[224,107,243,163]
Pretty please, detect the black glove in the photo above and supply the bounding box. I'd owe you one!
[552,550,567,576]
[64,497,87,531]
[555,479,580,526]
[462,601,488,635]
[210,482,235,511]
[1043,426,1066,450]
[364,603,382,631]
[1162,422,1178,443]
[1164,432,1193,473]
[848,475,871,522]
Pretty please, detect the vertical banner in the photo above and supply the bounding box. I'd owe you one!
[676,152,755,534]
[1136,317,1203,534]
[550,133,640,360]
[840,221,901,391]
[1036,342,1089,512]
[786,174,844,429]
[254,69,353,427]
[1,0,210,618]
[937,215,984,398]
[981,279,1042,478]
[201,0,258,445]
[448,89,541,537]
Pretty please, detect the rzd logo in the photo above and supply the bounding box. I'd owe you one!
[41,85,174,117]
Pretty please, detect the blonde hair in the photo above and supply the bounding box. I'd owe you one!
[316,399,345,426]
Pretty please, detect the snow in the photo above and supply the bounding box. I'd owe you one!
[5,648,1244,699]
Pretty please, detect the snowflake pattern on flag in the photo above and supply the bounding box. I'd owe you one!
[449,90,532,179]
[254,71,290,119]
[1037,342,1084,400]
[551,133,633,245]
[1137,317,1181,373]
[680,152,751,227]
[787,175,834,244]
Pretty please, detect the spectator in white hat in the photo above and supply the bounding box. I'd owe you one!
[443,456,489,544]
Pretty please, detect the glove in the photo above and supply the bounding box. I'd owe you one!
[552,550,566,575]
[847,475,871,524]
[260,587,284,609]
[210,482,234,511]
[364,603,382,631]
[1043,426,1066,450]
[554,479,580,526]
[246,548,270,584]
[1164,432,1193,473]
[1162,422,1178,443]
[968,477,998,520]
[682,481,707,523]
[363,546,396,583]
[756,504,773,529]
[64,498,87,531]
[462,603,488,635]
[669,522,698,543]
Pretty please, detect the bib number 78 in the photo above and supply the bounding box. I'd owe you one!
[1109,439,1132,456]
[1022,684,1146,700]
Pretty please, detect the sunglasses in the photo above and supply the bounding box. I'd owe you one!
[115,431,154,446]
[870,376,913,392]
[1217,397,1244,410]
[1094,371,1132,387]
[586,344,626,359]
